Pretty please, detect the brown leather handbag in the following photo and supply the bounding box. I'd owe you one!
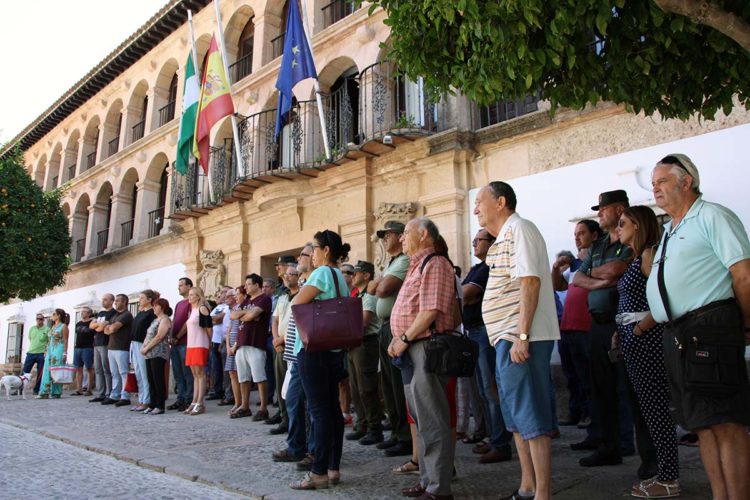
[292,266,363,353]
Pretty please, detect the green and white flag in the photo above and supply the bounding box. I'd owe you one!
[176,53,199,175]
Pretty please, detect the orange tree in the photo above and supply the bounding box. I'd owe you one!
[0,150,70,302]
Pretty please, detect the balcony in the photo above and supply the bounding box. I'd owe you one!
[475,91,543,129]
[108,137,119,157]
[147,206,165,238]
[121,219,134,247]
[169,61,450,219]
[158,101,176,127]
[229,53,252,83]
[86,151,97,170]
[271,32,285,60]
[67,164,76,181]
[132,120,145,142]
[96,229,108,256]
[322,0,356,29]
[74,239,85,262]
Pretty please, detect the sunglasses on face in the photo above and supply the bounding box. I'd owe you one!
[342,270,354,275]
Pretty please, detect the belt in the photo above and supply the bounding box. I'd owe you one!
[615,311,649,326]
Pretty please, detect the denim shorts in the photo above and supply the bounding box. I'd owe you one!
[73,347,94,368]
[495,339,554,440]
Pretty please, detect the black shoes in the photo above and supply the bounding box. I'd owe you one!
[101,398,117,405]
[265,413,282,425]
[384,440,412,457]
[114,399,130,407]
[167,401,183,410]
[89,396,105,403]
[579,451,623,467]
[270,425,288,435]
[205,394,223,401]
[359,431,384,446]
[376,436,398,450]
[570,438,600,451]
[346,430,367,441]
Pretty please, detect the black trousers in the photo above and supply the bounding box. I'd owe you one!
[378,322,410,442]
[146,357,167,410]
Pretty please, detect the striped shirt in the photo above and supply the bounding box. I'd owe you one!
[483,213,560,346]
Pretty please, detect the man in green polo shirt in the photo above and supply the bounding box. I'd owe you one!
[22,313,50,395]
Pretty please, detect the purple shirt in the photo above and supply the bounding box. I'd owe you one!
[172,299,191,346]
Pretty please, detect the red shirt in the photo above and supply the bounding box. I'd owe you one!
[172,299,191,346]
[560,282,592,333]
[237,294,272,348]
[391,247,456,341]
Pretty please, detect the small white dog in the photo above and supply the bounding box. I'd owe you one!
[1,373,32,400]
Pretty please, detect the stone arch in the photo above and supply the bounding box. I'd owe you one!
[154,58,179,129]
[45,142,63,190]
[225,4,256,82]
[34,154,47,187]
[115,167,139,247]
[193,33,213,75]
[124,79,150,146]
[82,115,101,171]
[102,99,124,159]
[319,58,360,149]
[91,182,114,256]
[63,129,80,182]
[143,152,170,238]
[71,193,91,262]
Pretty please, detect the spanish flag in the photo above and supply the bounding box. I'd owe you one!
[193,34,234,174]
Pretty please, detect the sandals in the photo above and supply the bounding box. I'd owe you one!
[631,478,681,498]
[230,408,253,419]
[71,391,84,396]
[228,405,241,416]
[328,470,341,485]
[183,403,196,414]
[150,408,164,415]
[462,433,485,444]
[392,459,420,475]
[190,404,205,415]
[289,472,329,490]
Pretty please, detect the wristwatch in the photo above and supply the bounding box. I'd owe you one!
[400,334,411,345]
[518,333,529,341]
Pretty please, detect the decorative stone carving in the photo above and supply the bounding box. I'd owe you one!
[246,90,259,105]
[356,24,375,43]
[197,250,227,300]
[124,79,131,89]
[100,98,108,108]
[88,179,98,190]
[137,151,147,163]
[371,202,417,272]
[81,112,87,122]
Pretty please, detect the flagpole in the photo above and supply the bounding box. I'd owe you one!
[298,0,332,161]
[213,0,247,181]
[187,11,214,202]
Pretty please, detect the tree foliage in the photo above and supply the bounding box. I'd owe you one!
[0,150,71,302]
[365,0,750,120]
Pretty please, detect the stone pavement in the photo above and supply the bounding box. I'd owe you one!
[0,392,711,499]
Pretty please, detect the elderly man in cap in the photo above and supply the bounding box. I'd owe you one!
[572,190,644,469]
[346,260,385,445]
[645,154,750,500]
[367,220,412,457]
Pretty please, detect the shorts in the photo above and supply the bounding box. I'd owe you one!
[235,346,267,383]
[495,339,555,440]
[73,347,94,369]
[185,347,209,367]
[662,327,750,431]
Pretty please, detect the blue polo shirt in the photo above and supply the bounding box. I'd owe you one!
[646,197,750,322]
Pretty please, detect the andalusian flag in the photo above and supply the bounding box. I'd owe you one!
[193,34,235,174]
[176,52,199,175]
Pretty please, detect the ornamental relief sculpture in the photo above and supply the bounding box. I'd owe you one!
[371,202,417,273]
[197,249,227,300]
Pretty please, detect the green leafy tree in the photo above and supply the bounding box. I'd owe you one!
[364,0,750,120]
[0,150,71,302]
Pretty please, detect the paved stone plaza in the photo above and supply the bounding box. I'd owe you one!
[0,392,711,499]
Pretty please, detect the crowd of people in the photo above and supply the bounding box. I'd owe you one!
[17,153,750,500]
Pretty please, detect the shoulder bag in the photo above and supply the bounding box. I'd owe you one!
[292,266,364,353]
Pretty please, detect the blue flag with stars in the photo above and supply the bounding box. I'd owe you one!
[274,0,318,139]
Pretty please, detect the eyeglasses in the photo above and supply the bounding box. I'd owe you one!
[298,252,310,258]
[472,237,493,245]
[284,273,299,277]
[311,244,321,249]
[36,317,44,321]
[342,270,354,275]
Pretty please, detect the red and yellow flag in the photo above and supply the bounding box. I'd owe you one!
[193,34,234,174]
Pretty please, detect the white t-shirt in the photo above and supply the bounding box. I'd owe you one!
[210,303,230,343]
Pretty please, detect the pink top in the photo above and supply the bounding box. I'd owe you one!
[186,308,210,349]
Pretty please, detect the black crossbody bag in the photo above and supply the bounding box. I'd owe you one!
[419,253,479,378]
[656,232,748,396]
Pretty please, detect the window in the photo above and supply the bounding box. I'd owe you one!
[5,323,23,364]
[231,18,254,82]
[477,92,542,128]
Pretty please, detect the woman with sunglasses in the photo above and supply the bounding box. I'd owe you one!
[616,206,680,499]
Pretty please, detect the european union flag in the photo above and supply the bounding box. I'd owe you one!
[274,0,318,139]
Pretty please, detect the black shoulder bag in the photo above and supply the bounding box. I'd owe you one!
[420,253,479,378]
[657,232,747,396]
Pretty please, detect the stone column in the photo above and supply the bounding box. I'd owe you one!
[162,164,175,234]
[95,124,106,165]
[63,146,78,182]
[151,87,169,131]
[84,203,109,260]
[253,13,281,70]
[101,123,117,159]
[144,88,157,138]
[117,110,127,152]
[132,179,161,243]
[106,192,134,251]
[75,137,86,176]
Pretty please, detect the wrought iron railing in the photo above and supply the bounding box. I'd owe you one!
[121,219,134,247]
[271,32,285,60]
[148,206,165,238]
[86,151,97,169]
[74,239,85,262]
[229,53,252,83]
[158,101,176,127]
[132,120,145,142]
[96,229,108,256]
[358,62,447,142]
[474,91,543,129]
[108,137,119,157]
[67,164,76,181]
[322,0,356,28]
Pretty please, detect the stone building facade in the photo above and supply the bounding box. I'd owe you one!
[1,0,749,371]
